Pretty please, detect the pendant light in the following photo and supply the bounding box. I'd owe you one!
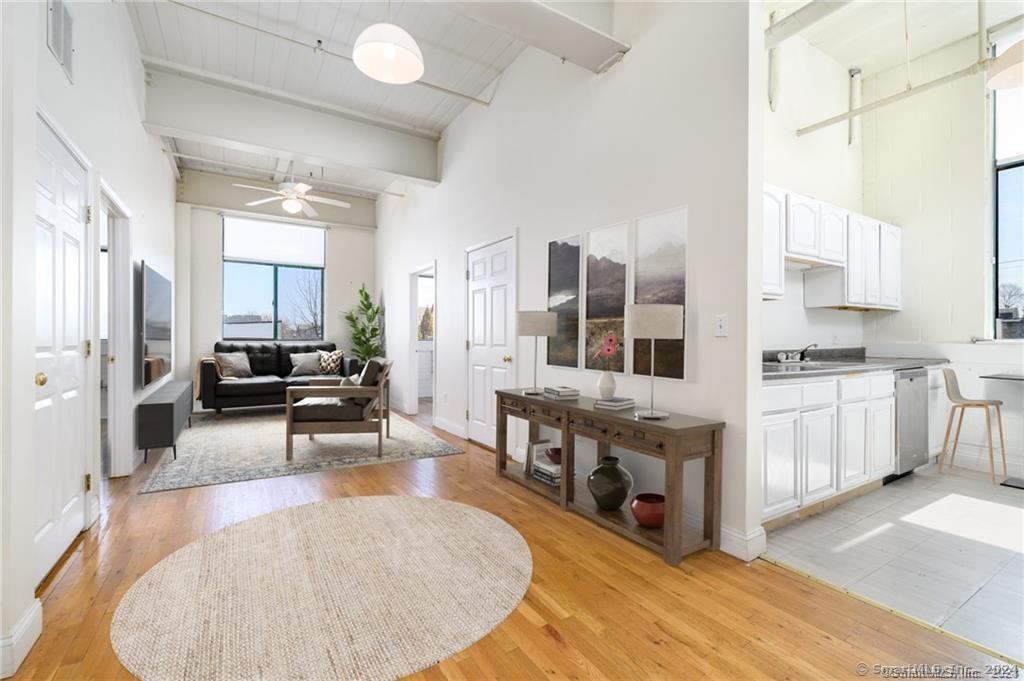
[988,40,1024,90]
[352,18,424,85]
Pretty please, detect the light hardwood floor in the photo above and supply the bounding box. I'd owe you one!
[14,414,1004,680]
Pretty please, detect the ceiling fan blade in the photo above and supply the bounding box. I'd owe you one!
[306,195,352,209]
[293,182,312,194]
[232,183,280,194]
[245,197,282,207]
[299,199,319,218]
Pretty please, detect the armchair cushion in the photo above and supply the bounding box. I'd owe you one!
[292,397,364,422]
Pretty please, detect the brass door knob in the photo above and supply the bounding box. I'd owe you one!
[35,372,48,386]
[502,354,512,363]
[108,355,115,364]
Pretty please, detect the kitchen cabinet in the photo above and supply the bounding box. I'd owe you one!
[819,203,847,265]
[868,397,896,478]
[802,406,837,504]
[880,222,902,308]
[784,193,846,266]
[762,411,801,518]
[838,401,870,489]
[763,185,785,299]
[803,213,900,311]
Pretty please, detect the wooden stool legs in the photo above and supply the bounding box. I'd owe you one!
[996,405,1008,477]
[938,406,957,472]
[937,404,1007,483]
[985,406,996,484]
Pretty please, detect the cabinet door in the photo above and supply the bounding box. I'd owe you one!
[763,185,786,298]
[868,397,895,478]
[879,223,901,308]
[863,220,881,305]
[763,411,800,518]
[846,216,866,304]
[801,406,837,504]
[786,193,820,259]
[838,402,870,489]
[819,203,847,265]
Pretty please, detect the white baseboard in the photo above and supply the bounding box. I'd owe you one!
[0,599,42,678]
[433,416,467,440]
[720,525,767,562]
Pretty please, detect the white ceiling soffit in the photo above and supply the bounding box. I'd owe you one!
[766,0,1023,75]
[431,1,630,73]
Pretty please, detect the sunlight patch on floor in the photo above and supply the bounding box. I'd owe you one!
[901,494,1024,553]
[829,522,894,554]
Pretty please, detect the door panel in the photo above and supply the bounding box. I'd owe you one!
[762,185,785,298]
[33,117,88,586]
[466,238,515,447]
[786,193,820,258]
[819,203,847,265]
[838,401,869,489]
[863,221,881,305]
[879,223,901,308]
[801,406,837,504]
[846,217,865,304]
[869,398,896,478]
[763,411,800,518]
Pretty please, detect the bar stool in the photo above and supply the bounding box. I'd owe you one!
[938,368,1007,483]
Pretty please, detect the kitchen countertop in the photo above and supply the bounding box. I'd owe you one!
[762,357,948,381]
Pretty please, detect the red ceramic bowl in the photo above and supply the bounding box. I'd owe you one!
[630,493,665,528]
[545,447,562,465]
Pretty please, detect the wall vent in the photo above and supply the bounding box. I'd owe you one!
[46,0,73,82]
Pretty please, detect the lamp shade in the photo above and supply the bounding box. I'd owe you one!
[988,40,1024,90]
[517,311,557,337]
[352,23,425,85]
[625,304,684,340]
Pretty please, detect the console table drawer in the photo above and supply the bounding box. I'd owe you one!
[527,404,563,428]
[568,415,613,441]
[612,427,667,456]
[499,396,529,416]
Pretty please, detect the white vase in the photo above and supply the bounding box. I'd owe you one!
[597,371,616,400]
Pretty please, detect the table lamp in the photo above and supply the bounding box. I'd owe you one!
[517,311,557,395]
[625,303,685,419]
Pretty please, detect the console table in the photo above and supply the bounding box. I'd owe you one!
[138,380,192,463]
[495,389,725,565]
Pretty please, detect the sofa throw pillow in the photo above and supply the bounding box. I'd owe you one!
[214,351,254,379]
[318,349,344,375]
[289,351,323,377]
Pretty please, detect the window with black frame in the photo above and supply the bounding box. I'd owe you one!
[994,39,1024,339]
[222,216,325,341]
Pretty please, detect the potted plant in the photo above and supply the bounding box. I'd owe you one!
[345,284,384,362]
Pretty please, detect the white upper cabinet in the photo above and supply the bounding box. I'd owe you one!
[786,193,820,260]
[846,216,866,304]
[763,185,785,300]
[879,222,902,308]
[863,220,881,305]
[818,203,847,265]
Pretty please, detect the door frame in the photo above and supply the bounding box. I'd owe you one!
[463,233,517,446]
[99,181,134,479]
[406,261,437,417]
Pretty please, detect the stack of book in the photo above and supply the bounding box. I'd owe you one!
[594,396,636,411]
[531,455,562,487]
[543,386,580,400]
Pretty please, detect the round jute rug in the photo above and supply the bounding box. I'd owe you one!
[110,496,533,680]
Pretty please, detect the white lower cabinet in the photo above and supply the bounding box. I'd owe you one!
[838,401,870,489]
[801,406,837,504]
[869,397,896,478]
[762,411,801,518]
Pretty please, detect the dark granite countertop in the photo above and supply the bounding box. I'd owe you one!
[761,347,948,381]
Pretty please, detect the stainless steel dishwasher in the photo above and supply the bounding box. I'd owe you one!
[893,367,929,476]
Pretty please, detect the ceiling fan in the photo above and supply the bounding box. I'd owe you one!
[232,176,351,218]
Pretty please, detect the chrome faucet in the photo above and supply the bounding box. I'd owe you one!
[796,343,818,362]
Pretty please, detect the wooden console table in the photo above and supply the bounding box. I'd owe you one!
[495,389,725,565]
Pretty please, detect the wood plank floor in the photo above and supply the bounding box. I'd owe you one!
[13,413,1004,680]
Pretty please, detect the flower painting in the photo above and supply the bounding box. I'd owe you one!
[632,208,686,379]
[585,223,627,372]
[547,236,581,368]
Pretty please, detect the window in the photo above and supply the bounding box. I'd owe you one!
[222,217,325,340]
[994,39,1024,339]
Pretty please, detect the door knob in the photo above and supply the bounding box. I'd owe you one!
[502,354,512,363]
[108,355,115,364]
[35,372,48,387]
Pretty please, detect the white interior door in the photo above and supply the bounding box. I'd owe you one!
[466,238,515,447]
[34,117,88,585]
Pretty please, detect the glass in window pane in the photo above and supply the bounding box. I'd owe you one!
[223,216,325,268]
[996,164,1024,339]
[223,261,276,339]
[277,266,323,340]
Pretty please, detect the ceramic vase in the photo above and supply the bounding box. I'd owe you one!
[586,456,633,511]
[630,493,666,528]
[597,371,616,399]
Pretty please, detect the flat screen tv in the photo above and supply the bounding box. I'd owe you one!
[141,261,172,387]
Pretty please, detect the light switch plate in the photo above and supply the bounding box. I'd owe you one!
[714,314,728,337]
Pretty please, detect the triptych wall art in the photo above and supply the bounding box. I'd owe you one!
[546,206,687,380]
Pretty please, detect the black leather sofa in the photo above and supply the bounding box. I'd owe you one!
[200,341,363,412]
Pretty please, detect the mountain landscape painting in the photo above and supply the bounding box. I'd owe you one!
[547,236,581,367]
[585,223,628,373]
[633,208,686,379]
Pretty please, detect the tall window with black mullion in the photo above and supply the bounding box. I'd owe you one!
[994,39,1024,339]
[222,216,326,341]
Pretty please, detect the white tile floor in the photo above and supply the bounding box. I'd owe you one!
[765,464,1024,661]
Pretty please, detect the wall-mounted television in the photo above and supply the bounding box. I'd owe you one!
[141,261,172,387]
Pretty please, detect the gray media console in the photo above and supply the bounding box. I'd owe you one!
[137,380,192,463]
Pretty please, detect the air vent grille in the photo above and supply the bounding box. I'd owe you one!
[46,0,73,82]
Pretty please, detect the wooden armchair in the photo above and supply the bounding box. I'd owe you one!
[285,359,392,460]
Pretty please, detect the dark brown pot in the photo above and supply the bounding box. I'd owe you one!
[586,456,633,511]
[630,493,665,528]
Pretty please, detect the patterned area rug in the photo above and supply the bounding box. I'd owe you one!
[111,496,533,680]
[140,411,462,493]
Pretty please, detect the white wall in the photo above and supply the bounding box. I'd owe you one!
[376,2,764,559]
[178,204,376,388]
[0,2,176,675]
[762,33,865,349]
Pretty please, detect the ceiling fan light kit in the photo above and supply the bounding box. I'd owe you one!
[353,22,424,85]
[232,178,352,220]
[281,197,303,214]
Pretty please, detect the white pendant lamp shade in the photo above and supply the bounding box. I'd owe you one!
[625,304,685,339]
[353,23,424,85]
[517,311,557,337]
[988,40,1024,90]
